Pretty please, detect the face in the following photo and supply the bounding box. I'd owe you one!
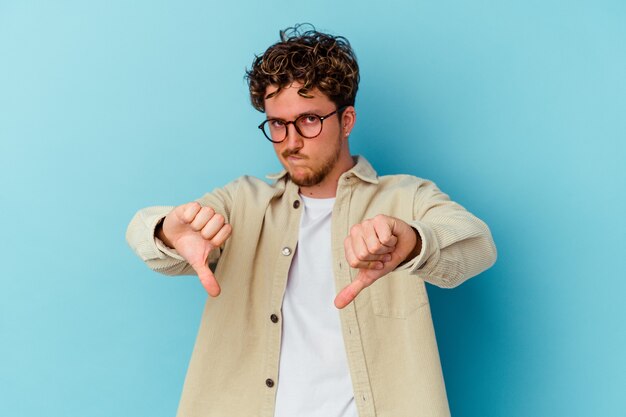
[263,83,355,193]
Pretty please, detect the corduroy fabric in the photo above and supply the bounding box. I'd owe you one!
[126,156,497,417]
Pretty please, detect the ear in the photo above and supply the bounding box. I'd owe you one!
[340,106,356,138]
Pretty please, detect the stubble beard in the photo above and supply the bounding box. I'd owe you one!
[283,140,342,188]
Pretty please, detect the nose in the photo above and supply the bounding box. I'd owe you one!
[283,122,304,151]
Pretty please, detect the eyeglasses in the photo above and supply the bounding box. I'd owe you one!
[258,107,345,143]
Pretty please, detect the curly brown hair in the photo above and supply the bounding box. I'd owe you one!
[245,24,360,112]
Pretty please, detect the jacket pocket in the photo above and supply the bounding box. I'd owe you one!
[369,270,429,318]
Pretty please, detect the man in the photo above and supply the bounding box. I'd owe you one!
[126,25,496,417]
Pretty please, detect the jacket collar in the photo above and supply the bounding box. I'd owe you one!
[265,155,379,185]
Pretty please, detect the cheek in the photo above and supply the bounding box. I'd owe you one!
[325,124,342,142]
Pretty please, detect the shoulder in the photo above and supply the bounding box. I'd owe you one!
[376,173,433,190]
[369,174,446,205]
[195,175,283,207]
[224,174,287,200]
[234,174,284,190]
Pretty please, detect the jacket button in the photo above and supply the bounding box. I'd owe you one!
[266,378,275,388]
[270,314,279,323]
[293,200,300,209]
[281,247,292,256]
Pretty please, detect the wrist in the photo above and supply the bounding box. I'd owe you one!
[155,217,174,249]
[403,227,422,264]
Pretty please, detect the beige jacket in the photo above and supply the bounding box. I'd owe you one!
[126,156,497,417]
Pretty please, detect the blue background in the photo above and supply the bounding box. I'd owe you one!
[1,1,625,416]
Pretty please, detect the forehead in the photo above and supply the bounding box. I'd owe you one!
[264,83,333,117]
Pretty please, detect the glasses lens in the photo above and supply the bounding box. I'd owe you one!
[295,115,323,138]
[260,114,325,142]
[263,120,286,142]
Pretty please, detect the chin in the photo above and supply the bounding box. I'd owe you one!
[290,175,315,187]
[285,157,337,188]
[292,174,328,188]
[287,169,319,187]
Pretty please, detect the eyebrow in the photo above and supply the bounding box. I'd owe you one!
[265,110,325,120]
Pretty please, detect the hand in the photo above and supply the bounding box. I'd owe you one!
[334,215,420,309]
[158,202,232,296]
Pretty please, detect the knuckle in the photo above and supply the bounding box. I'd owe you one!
[369,242,383,253]
[379,234,393,245]
[356,248,370,259]
[188,202,201,214]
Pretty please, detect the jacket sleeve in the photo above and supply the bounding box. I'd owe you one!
[402,179,497,288]
[125,179,240,277]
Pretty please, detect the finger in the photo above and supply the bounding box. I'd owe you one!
[344,237,390,269]
[351,233,386,262]
[199,213,224,239]
[363,228,398,255]
[363,221,395,255]
[190,206,216,231]
[349,257,389,270]
[209,223,232,247]
[193,263,221,297]
[179,202,202,224]
[373,215,399,247]
[334,278,367,309]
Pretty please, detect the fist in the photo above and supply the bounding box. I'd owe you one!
[335,215,420,309]
[159,202,232,296]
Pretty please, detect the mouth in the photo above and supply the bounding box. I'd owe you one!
[283,152,307,162]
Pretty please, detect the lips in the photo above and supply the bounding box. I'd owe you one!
[282,150,307,160]
[283,151,308,165]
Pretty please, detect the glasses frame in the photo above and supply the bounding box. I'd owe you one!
[258,106,347,143]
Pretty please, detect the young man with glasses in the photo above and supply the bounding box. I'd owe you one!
[127,25,496,417]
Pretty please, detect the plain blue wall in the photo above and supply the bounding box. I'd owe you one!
[1,1,625,416]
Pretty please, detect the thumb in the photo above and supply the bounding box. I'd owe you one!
[334,270,370,309]
[192,263,221,297]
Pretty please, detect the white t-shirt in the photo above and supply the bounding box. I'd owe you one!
[274,195,358,417]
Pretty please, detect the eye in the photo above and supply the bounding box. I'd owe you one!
[269,119,285,128]
[301,115,320,125]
